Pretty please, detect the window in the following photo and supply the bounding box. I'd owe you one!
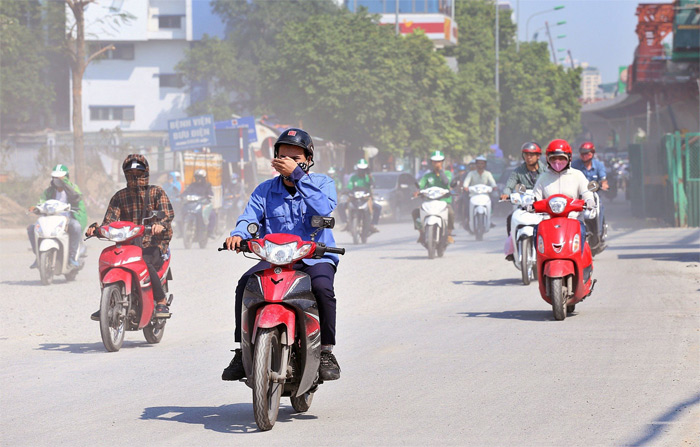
[158,15,182,29]
[89,43,134,60]
[159,74,184,88]
[90,106,135,121]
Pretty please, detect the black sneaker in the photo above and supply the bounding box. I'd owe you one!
[155,303,170,318]
[29,260,38,269]
[222,349,245,381]
[90,310,100,321]
[505,254,514,262]
[319,351,340,381]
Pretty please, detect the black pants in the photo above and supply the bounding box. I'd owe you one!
[142,246,166,302]
[235,261,337,345]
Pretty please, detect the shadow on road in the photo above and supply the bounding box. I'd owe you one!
[1,279,48,287]
[458,310,556,321]
[453,278,523,287]
[140,403,317,433]
[37,341,153,354]
[626,391,700,446]
[617,252,700,263]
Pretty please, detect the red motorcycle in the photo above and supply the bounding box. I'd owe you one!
[533,194,596,320]
[219,216,344,431]
[87,211,173,352]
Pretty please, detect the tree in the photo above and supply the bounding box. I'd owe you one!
[0,1,54,133]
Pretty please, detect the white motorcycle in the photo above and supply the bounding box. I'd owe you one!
[468,184,493,241]
[583,185,607,257]
[32,200,86,285]
[417,186,451,259]
[506,187,544,285]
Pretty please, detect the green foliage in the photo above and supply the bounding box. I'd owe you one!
[0,1,55,132]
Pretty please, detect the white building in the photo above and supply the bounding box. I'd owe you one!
[581,66,602,102]
[76,0,225,132]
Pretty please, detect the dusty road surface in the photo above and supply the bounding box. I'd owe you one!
[1,200,698,446]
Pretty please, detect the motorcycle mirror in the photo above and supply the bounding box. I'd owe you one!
[311,215,335,229]
[247,222,260,236]
[587,181,599,192]
[516,184,526,194]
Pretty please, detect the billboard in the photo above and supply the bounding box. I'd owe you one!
[168,115,216,151]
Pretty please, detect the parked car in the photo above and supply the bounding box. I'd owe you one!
[372,172,418,221]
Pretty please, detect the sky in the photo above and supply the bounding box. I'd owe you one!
[510,0,674,83]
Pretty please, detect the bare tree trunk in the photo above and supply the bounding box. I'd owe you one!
[70,2,86,186]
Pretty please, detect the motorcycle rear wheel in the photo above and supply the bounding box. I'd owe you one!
[253,328,284,431]
[143,320,165,344]
[550,277,567,321]
[520,238,531,286]
[290,390,314,413]
[38,249,56,285]
[100,285,126,352]
[426,224,437,259]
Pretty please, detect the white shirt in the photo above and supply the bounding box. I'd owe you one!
[463,170,497,188]
[533,167,594,204]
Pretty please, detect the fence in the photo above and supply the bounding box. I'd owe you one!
[663,131,700,227]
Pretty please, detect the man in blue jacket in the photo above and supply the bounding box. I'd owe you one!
[221,128,341,382]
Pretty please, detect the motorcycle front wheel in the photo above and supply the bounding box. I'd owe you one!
[475,215,484,241]
[520,238,532,286]
[183,217,195,249]
[100,285,126,352]
[549,277,567,321]
[426,224,437,259]
[351,214,360,245]
[253,328,284,431]
[38,249,56,285]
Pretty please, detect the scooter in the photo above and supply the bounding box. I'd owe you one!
[583,186,607,257]
[415,186,450,259]
[86,210,173,352]
[505,186,544,285]
[219,216,345,431]
[532,193,596,320]
[32,199,86,285]
[182,194,213,249]
[346,189,372,244]
[468,184,493,241]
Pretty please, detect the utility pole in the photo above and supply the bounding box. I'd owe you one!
[567,49,575,68]
[495,0,500,149]
[516,0,520,53]
[545,21,556,64]
[395,0,399,36]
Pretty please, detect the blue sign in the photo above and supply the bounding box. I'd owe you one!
[214,128,249,163]
[215,116,258,143]
[168,115,216,151]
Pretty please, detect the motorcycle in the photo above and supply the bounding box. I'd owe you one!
[346,189,372,244]
[219,216,345,431]
[32,199,87,285]
[86,210,173,352]
[504,186,544,285]
[415,186,451,259]
[583,184,607,257]
[468,184,494,241]
[182,194,213,249]
[532,192,596,320]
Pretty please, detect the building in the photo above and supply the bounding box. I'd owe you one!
[346,0,458,47]
[77,0,225,133]
[580,65,602,102]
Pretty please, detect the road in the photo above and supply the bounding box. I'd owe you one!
[1,200,698,446]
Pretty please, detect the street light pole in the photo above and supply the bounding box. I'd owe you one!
[495,0,500,149]
[395,0,399,36]
[525,5,564,45]
[545,21,556,63]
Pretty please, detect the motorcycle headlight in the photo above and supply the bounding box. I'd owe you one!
[548,197,568,214]
[102,225,141,242]
[250,240,313,265]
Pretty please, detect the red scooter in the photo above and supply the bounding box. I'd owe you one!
[533,194,596,320]
[219,216,344,431]
[87,211,173,352]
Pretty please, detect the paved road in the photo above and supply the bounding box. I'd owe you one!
[1,200,698,446]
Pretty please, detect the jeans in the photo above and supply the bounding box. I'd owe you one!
[27,217,82,260]
[235,261,337,345]
[142,246,166,302]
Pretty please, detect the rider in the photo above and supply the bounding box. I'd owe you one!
[413,150,455,244]
[221,128,342,382]
[162,171,182,199]
[500,142,546,245]
[27,164,87,269]
[533,139,595,211]
[182,169,217,238]
[345,159,381,232]
[86,154,175,319]
[462,155,497,231]
[571,142,609,191]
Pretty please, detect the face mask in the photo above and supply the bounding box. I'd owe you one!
[125,171,147,189]
[550,160,568,172]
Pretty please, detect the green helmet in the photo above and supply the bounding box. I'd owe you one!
[51,164,69,178]
[430,151,445,162]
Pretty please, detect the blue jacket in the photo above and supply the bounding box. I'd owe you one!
[572,158,607,183]
[231,167,339,266]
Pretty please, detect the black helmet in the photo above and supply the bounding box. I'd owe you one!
[274,128,314,161]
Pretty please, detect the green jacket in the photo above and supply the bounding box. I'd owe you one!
[419,170,453,203]
[39,179,88,230]
[502,161,546,195]
[346,173,373,191]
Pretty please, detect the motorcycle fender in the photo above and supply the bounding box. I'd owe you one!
[252,304,296,346]
[39,238,60,252]
[543,259,575,278]
[424,215,443,227]
[474,205,487,215]
[101,267,133,293]
[517,226,535,240]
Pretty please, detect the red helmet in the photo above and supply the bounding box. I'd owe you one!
[521,142,542,154]
[579,141,595,154]
[545,139,572,160]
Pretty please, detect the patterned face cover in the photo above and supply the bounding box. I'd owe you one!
[125,171,148,189]
[550,159,568,172]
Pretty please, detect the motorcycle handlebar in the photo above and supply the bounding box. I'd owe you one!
[218,239,250,252]
[324,246,346,255]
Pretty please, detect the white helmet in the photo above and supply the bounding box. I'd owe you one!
[475,155,487,162]
[194,169,207,180]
